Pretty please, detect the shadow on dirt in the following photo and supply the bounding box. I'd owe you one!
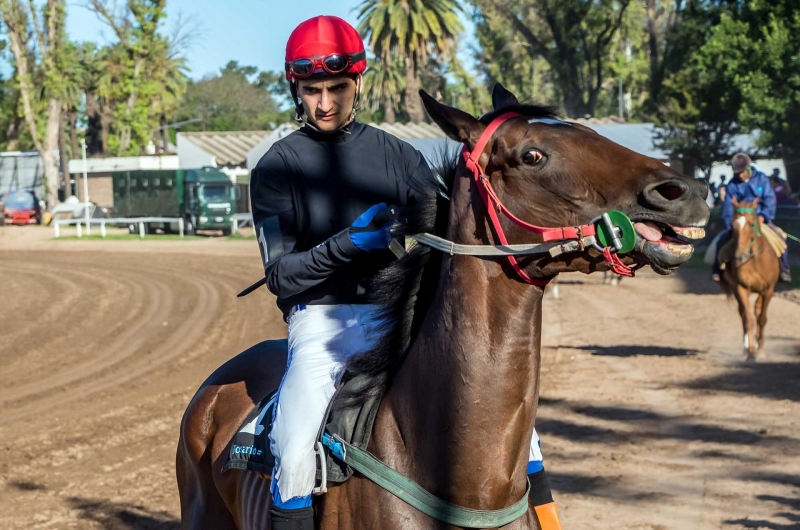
[575,345,701,357]
[7,480,47,491]
[674,266,723,296]
[692,449,762,463]
[685,362,800,402]
[724,517,800,529]
[571,405,665,422]
[537,401,799,448]
[66,497,179,530]
[742,472,800,489]
[758,495,800,511]
[549,472,666,502]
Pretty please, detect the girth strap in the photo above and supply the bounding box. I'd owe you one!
[322,434,531,528]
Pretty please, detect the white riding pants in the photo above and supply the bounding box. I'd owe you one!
[269,303,544,501]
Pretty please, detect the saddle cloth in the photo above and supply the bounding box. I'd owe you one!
[223,374,382,484]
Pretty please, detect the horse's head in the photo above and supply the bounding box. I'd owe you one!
[421,84,710,277]
[731,197,760,263]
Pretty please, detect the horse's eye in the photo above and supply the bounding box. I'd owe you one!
[523,150,544,166]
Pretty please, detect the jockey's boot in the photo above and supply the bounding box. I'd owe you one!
[528,469,563,530]
[270,506,314,530]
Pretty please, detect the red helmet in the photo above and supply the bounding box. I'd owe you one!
[285,16,367,82]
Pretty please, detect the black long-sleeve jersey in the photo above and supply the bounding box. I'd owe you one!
[249,121,433,319]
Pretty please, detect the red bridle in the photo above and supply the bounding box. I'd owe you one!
[462,112,634,286]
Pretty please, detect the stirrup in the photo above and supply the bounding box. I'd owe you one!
[312,441,327,495]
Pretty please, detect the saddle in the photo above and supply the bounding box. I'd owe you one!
[223,374,382,486]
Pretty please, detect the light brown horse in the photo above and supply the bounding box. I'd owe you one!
[721,198,780,361]
[176,85,710,529]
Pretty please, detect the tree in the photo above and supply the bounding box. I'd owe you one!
[87,0,168,154]
[471,0,632,119]
[652,1,745,178]
[174,61,287,132]
[363,54,405,123]
[473,5,555,107]
[358,0,463,123]
[720,0,800,188]
[0,0,67,208]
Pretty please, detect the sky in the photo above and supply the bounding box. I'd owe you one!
[61,0,477,81]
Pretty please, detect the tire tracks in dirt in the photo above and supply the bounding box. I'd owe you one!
[0,251,220,424]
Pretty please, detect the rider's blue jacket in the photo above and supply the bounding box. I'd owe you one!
[722,167,776,229]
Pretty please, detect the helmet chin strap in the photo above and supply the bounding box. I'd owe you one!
[294,75,362,134]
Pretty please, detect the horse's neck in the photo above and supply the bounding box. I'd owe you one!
[377,173,543,509]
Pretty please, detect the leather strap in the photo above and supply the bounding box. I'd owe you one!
[322,434,531,528]
[463,113,598,285]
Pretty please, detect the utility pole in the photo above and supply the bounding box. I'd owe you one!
[618,79,624,120]
[82,138,90,235]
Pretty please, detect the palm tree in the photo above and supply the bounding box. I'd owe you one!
[357,0,463,123]
[363,54,406,123]
[146,36,188,151]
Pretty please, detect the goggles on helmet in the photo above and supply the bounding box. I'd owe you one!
[285,51,366,80]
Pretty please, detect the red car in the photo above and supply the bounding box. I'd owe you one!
[3,190,42,225]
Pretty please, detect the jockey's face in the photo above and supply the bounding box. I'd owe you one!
[738,167,753,182]
[297,75,359,131]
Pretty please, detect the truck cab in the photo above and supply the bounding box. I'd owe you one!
[184,168,237,235]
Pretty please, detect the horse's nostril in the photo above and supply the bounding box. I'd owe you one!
[653,182,686,201]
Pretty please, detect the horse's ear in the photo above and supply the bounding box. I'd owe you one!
[732,197,740,207]
[752,197,759,207]
[492,83,519,110]
[420,89,485,149]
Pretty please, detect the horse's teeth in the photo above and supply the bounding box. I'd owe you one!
[672,227,706,239]
[667,243,693,256]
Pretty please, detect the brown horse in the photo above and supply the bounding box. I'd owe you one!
[176,86,710,529]
[721,198,780,361]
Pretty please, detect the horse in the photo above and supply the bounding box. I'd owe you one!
[176,85,710,529]
[720,197,780,361]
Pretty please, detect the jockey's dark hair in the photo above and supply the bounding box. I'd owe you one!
[343,103,560,403]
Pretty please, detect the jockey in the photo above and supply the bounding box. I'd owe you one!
[248,15,560,530]
[712,152,791,283]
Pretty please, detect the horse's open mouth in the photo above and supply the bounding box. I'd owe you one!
[631,221,706,275]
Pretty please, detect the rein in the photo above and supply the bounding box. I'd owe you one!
[414,112,636,284]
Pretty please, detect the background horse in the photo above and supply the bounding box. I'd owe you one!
[721,198,780,361]
[176,85,709,529]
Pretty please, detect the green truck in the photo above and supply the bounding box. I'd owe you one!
[112,167,237,235]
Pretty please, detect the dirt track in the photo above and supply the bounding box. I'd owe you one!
[1,225,799,529]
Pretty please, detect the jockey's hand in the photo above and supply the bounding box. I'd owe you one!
[349,203,395,252]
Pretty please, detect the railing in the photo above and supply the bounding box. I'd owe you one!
[231,213,253,234]
[53,217,184,238]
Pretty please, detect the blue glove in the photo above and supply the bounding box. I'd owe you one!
[349,203,395,252]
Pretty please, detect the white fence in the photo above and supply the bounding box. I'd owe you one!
[231,213,253,234]
[53,217,184,238]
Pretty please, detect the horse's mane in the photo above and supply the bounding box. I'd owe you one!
[343,103,560,403]
[479,104,559,124]
[342,151,455,403]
